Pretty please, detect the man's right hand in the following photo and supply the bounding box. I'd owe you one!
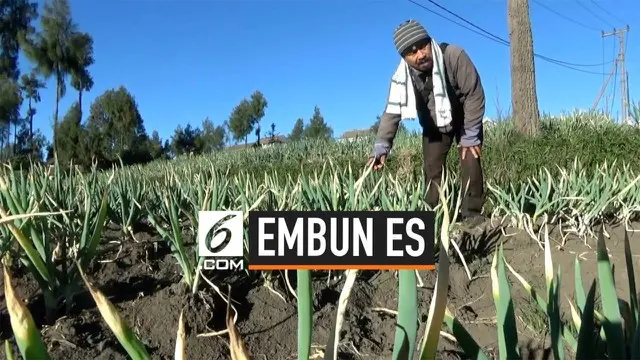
[367,154,387,170]
[368,142,390,170]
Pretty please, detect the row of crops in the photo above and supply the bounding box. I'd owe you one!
[2,110,640,359]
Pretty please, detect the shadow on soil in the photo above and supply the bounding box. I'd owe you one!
[443,340,554,360]
[432,227,503,265]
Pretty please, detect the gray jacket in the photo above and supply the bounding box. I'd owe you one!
[372,44,486,158]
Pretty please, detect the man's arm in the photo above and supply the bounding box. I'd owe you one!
[448,46,486,147]
[371,59,408,158]
[372,112,401,159]
[371,72,403,158]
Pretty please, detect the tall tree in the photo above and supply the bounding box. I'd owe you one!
[289,118,304,141]
[55,101,86,165]
[85,86,149,166]
[170,124,202,157]
[68,31,94,120]
[21,0,79,154]
[0,76,22,156]
[250,91,267,131]
[14,124,47,161]
[227,99,251,145]
[0,0,38,79]
[147,130,167,160]
[196,117,226,153]
[508,0,540,136]
[0,0,38,155]
[303,106,333,140]
[19,70,46,154]
[227,91,268,145]
[269,122,276,140]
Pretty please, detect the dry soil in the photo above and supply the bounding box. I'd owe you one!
[1,220,639,360]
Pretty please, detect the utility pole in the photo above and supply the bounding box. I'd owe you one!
[508,0,540,136]
[593,26,632,125]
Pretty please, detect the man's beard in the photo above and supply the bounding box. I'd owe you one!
[417,57,430,66]
[415,58,432,72]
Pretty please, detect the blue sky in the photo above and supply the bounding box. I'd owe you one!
[17,0,638,145]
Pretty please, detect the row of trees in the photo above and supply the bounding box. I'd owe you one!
[226,91,336,145]
[0,0,103,167]
[1,0,57,164]
[0,0,342,170]
[50,85,342,168]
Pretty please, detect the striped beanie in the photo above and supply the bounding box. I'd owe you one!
[393,19,430,55]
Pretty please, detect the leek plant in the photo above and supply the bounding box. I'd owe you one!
[0,157,112,322]
[3,263,192,360]
[480,224,640,359]
[1,116,639,359]
[108,162,146,242]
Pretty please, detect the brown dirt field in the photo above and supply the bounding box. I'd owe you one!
[1,220,639,360]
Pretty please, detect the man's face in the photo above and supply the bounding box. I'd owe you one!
[402,39,432,72]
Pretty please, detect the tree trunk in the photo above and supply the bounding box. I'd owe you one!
[508,0,540,136]
[54,77,61,155]
[7,123,11,156]
[78,89,83,121]
[29,98,33,155]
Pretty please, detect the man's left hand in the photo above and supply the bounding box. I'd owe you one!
[460,145,481,160]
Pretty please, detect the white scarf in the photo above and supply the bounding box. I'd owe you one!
[384,38,452,128]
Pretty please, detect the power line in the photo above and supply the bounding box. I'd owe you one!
[531,0,600,32]
[417,0,611,69]
[575,0,615,29]
[406,0,510,45]
[588,0,625,27]
[410,0,510,46]
[407,0,611,75]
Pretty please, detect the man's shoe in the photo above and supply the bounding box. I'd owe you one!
[457,214,488,236]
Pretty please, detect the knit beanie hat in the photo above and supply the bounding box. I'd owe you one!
[393,20,430,55]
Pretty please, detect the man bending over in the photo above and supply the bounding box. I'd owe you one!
[368,19,488,234]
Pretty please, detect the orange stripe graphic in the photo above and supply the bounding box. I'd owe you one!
[248,264,436,270]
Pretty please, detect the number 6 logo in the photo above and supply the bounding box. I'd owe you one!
[198,211,244,257]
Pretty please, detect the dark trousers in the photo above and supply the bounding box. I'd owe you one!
[422,130,485,218]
